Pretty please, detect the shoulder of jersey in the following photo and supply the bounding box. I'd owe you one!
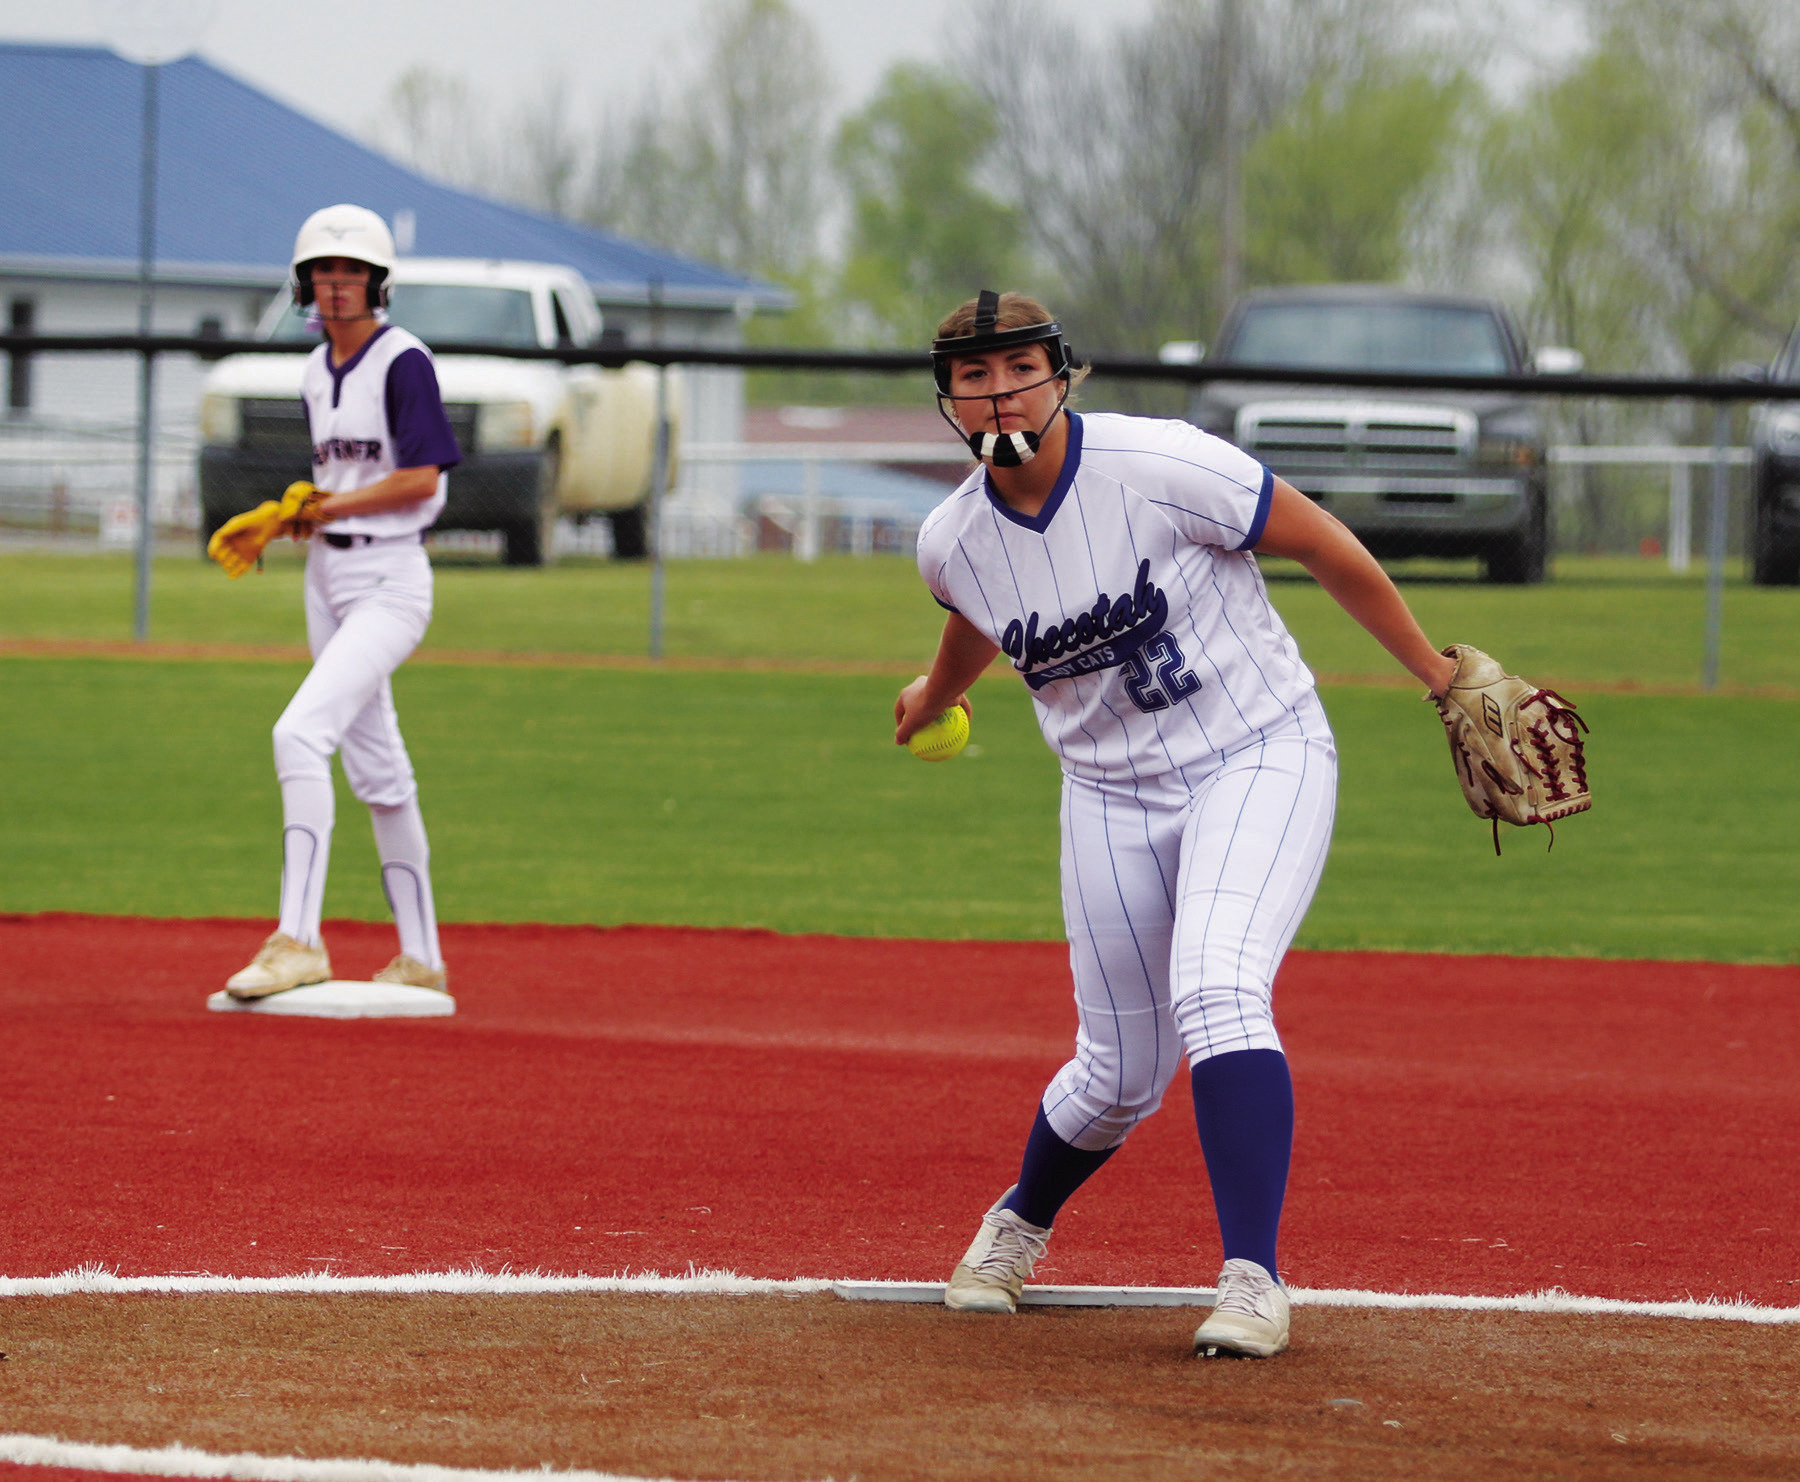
[385,324,433,357]
[1078,410,1209,450]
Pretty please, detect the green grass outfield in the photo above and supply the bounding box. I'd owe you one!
[4,547,1800,690]
[2,550,1795,962]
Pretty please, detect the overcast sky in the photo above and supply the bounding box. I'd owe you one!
[0,0,1162,146]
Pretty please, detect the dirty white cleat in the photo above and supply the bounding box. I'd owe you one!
[225,932,331,1001]
[1193,1258,1290,1358]
[373,953,448,992]
[944,1188,1052,1313]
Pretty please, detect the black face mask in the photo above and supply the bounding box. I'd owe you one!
[937,368,1071,467]
[931,290,1076,467]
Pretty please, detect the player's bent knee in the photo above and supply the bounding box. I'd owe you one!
[1175,986,1281,1059]
[1044,1091,1166,1149]
[351,780,418,810]
[271,718,333,782]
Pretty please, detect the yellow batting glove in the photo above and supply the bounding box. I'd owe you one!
[276,480,328,540]
[206,500,285,579]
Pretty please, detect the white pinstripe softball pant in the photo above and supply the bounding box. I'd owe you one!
[1042,691,1337,1152]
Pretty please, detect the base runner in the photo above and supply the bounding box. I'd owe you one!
[224,204,461,1001]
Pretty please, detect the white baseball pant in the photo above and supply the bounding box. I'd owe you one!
[271,538,440,965]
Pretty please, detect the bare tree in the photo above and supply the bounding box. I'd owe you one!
[366,68,496,193]
[1461,0,1800,374]
[584,0,832,279]
[950,0,1445,353]
[365,68,592,222]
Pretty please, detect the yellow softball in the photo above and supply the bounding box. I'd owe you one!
[907,706,970,762]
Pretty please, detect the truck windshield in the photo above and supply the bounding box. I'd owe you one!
[266,285,540,347]
[1225,303,1511,374]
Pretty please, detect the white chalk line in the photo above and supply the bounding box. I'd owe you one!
[2,1263,1793,1323]
[0,1264,832,1299]
[2,1269,1792,1482]
[0,1433,767,1482]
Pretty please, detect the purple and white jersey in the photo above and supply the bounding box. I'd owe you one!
[301,325,461,538]
[917,411,1318,784]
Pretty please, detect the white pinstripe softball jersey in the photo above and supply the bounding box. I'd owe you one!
[917,412,1318,783]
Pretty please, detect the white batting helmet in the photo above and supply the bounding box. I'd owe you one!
[290,204,397,307]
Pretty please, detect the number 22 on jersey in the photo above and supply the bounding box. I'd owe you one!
[1123,633,1201,713]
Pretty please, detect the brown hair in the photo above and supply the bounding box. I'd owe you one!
[934,292,1090,391]
[935,291,1058,341]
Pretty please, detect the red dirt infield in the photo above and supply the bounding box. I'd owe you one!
[2,912,1796,1306]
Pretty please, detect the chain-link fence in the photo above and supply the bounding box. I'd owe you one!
[4,334,1797,674]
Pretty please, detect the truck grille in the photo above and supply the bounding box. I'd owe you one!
[237,399,479,455]
[443,403,478,451]
[240,398,309,451]
[1238,401,1475,467]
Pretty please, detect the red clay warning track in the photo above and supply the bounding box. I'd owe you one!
[3,913,1795,1305]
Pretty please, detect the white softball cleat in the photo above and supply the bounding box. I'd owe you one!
[373,953,449,993]
[944,1188,1052,1313]
[1193,1258,1290,1359]
[225,932,331,1001]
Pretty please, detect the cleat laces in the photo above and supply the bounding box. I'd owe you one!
[1212,1259,1279,1317]
[971,1210,1051,1280]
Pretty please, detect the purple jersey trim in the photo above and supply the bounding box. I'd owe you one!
[1237,465,1275,551]
[323,323,388,407]
[385,347,462,471]
[982,411,1085,532]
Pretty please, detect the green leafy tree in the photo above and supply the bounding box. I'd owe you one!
[834,63,1026,346]
[1470,0,1800,375]
[1585,0,1800,367]
[1244,67,1471,286]
[1474,46,1675,369]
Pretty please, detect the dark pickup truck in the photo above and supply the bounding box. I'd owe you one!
[1185,284,1580,583]
[1748,323,1800,585]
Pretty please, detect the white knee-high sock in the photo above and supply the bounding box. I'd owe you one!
[370,797,441,968]
[276,776,335,947]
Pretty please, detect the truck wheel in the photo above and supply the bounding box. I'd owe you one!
[1749,494,1800,585]
[1484,491,1548,584]
[608,501,650,560]
[502,442,561,567]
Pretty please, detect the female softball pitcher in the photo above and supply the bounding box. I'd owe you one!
[224,204,460,1001]
[896,290,1459,1358]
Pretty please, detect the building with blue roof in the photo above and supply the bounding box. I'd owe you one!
[0,42,782,316]
[0,40,781,522]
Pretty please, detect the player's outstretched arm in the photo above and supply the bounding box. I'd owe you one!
[895,611,1001,746]
[1254,477,1457,699]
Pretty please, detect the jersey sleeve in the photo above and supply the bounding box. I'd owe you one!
[914,502,963,612]
[384,348,462,471]
[1134,418,1273,552]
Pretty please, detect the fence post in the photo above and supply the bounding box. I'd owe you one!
[131,59,160,642]
[799,457,821,562]
[1701,404,1730,690]
[648,362,669,660]
[1667,460,1691,572]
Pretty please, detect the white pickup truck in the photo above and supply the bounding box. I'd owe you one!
[197,258,669,563]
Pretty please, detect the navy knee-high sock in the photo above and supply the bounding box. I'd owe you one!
[1190,1048,1293,1279]
[1001,1106,1117,1229]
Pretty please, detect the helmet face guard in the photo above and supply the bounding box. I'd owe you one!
[294,261,390,313]
[932,289,1075,467]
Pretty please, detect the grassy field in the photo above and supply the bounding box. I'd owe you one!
[3,548,1795,961]
[3,547,1799,691]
